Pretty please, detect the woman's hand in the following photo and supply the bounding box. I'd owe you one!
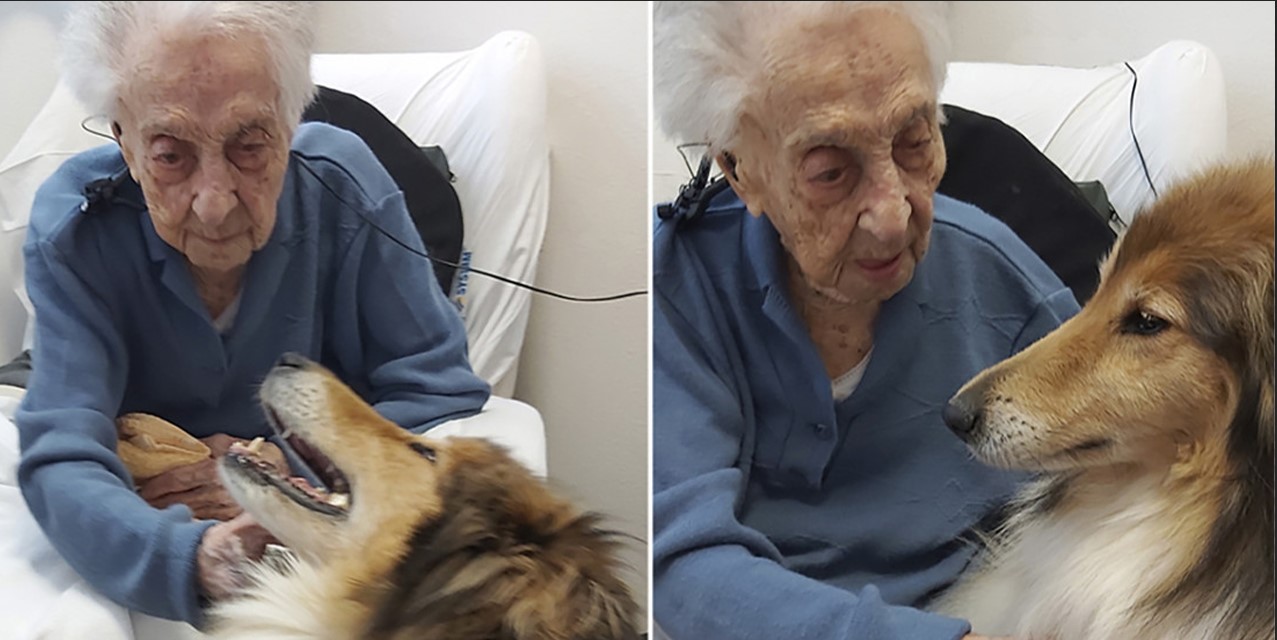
[196,511,280,601]
[136,433,287,521]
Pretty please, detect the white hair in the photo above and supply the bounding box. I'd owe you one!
[653,1,951,150]
[60,1,318,127]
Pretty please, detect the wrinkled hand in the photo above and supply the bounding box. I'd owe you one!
[196,511,280,601]
[136,433,287,521]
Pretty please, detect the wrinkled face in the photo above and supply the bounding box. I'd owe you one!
[729,7,945,304]
[114,33,290,274]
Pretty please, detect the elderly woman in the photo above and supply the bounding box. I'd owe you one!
[16,1,488,627]
[652,2,1078,639]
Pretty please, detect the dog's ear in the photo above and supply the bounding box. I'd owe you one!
[1213,232,1275,497]
[1240,161,1275,457]
[1231,194,1275,461]
[1250,256,1275,455]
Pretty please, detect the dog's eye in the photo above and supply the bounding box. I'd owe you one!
[1120,310,1169,336]
[409,442,437,462]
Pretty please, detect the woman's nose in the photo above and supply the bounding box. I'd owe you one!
[190,159,237,227]
[855,161,910,245]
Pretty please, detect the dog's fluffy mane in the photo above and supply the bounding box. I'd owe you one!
[937,158,1274,640]
[360,453,640,639]
[1117,158,1274,638]
[212,444,640,640]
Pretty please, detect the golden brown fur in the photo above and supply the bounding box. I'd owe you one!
[935,159,1274,639]
[209,358,640,639]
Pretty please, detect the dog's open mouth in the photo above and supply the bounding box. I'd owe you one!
[225,406,353,517]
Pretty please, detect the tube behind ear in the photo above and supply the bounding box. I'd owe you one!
[657,154,713,221]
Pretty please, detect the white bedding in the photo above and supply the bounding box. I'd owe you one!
[0,392,545,640]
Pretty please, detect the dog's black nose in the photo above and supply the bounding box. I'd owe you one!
[943,393,983,441]
[276,352,307,369]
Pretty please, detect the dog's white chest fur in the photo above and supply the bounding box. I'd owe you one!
[208,559,347,640]
[935,475,1226,640]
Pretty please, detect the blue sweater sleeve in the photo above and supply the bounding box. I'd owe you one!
[16,236,216,625]
[333,187,490,434]
[652,290,971,640]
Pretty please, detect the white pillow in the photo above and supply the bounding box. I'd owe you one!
[310,32,550,398]
[941,40,1228,225]
[0,31,550,397]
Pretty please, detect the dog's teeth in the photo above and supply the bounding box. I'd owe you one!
[246,437,265,454]
[326,493,349,508]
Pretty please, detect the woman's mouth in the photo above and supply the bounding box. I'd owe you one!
[855,252,903,280]
[196,232,245,245]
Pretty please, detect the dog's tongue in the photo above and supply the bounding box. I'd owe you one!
[288,474,351,508]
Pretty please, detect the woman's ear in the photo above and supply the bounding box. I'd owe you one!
[717,151,766,217]
[111,121,140,180]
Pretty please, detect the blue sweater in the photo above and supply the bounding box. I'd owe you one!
[652,190,1078,640]
[16,122,490,626]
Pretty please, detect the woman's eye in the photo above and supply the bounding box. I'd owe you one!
[814,167,844,184]
[894,134,931,163]
[893,118,934,167]
[148,138,191,173]
[230,141,270,170]
[902,137,931,151]
[801,147,852,187]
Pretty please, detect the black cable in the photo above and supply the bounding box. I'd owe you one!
[84,124,643,304]
[1123,62,1159,200]
[290,157,646,303]
[355,209,648,303]
[81,117,113,140]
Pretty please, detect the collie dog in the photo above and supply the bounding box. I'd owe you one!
[207,355,640,639]
[935,159,1274,639]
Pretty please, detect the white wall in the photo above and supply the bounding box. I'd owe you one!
[0,4,67,361]
[651,0,1276,204]
[0,3,64,163]
[313,1,650,625]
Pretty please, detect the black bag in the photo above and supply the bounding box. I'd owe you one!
[302,86,464,294]
[938,104,1118,304]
